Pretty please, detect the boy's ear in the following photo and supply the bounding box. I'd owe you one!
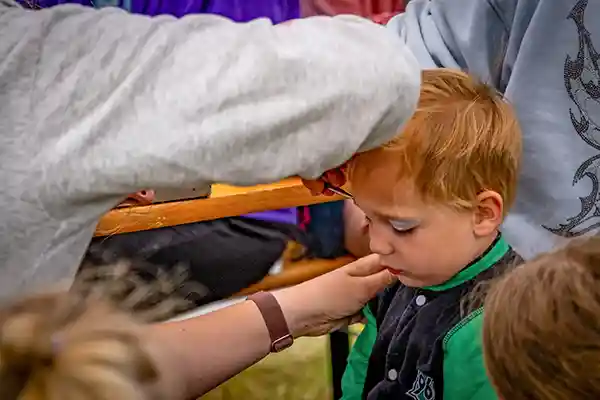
[472,191,503,237]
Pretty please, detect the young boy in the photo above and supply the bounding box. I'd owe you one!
[482,236,600,400]
[341,69,523,399]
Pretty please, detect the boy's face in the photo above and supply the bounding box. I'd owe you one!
[352,180,485,288]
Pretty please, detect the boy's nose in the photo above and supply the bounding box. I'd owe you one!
[368,227,394,256]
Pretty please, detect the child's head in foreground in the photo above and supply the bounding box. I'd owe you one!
[0,292,156,400]
[0,263,195,400]
[348,68,521,287]
[483,236,600,400]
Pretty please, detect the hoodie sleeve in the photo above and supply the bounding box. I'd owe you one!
[0,3,420,209]
[387,0,520,90]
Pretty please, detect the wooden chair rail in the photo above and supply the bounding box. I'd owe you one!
[95,178,342,237]
[95,177,354,304]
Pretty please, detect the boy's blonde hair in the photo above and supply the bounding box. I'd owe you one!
[483,237,600,400]
[348,69,521,212]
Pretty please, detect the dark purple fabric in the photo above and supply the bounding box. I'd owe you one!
[136,0,300,21]
[19,0,300,22]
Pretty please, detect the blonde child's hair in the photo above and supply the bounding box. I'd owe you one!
[0,292,156,400]
[483,236,600,400]
[348,68,521,213]
[0,261,196,400]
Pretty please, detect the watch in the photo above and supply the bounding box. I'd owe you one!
[247,291,294,353]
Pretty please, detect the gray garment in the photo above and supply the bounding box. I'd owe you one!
[0,2,420,298]
[389,0,600,259]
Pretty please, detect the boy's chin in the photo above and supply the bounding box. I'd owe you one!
[389,269,436,288]
[397,276,429,288]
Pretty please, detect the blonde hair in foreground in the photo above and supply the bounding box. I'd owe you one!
[0,261,196,400]
[483,236,600,400]
[348,68,521,212]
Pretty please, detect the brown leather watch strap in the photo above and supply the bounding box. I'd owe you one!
[248,291,293,353]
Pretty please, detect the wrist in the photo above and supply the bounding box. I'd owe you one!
[272,287,312,338]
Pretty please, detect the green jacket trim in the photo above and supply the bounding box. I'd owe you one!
[442,308,497,400]
[425,235,508,292]
[340,305,377,400]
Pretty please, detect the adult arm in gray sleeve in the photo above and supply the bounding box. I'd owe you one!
[0,3,420,211]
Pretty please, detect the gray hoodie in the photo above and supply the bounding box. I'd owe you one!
[0,2,420,298]
[389,0,600,259]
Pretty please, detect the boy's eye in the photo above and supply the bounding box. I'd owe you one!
[393,226,417,235]
[389,219,419,233]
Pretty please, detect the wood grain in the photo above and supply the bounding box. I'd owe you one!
[95,178,342,237]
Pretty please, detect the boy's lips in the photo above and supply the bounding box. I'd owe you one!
[384,266,404,275]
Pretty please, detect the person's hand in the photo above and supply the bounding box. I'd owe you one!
[274,254,395,337]
[302,166,348,196]
[119,190,156,207]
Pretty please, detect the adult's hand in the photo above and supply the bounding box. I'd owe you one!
[120,190,156,206]
[146,254,394,398]
[302,165,348,196]
[275,254,395,337]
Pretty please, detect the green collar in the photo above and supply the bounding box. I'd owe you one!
[424,235,509,292]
